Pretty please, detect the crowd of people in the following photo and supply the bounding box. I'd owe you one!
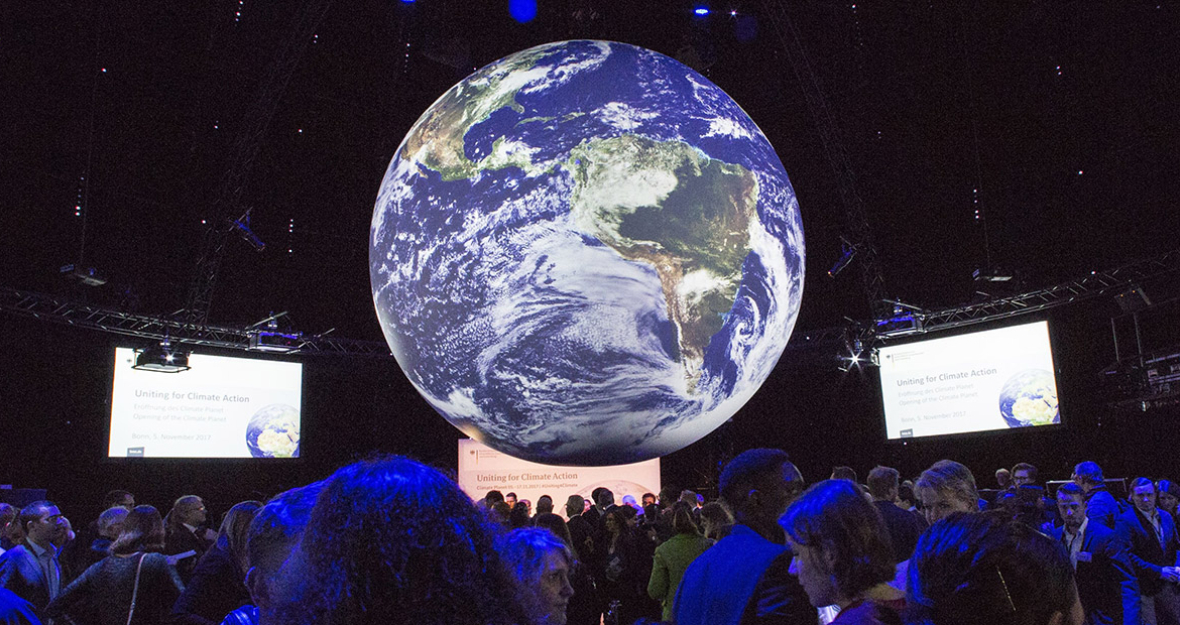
[0,452,1176,625]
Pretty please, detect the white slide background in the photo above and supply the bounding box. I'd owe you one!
[109,348,302,458]
[879,321,1059,439]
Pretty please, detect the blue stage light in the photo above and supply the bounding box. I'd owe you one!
[510,0,537,23]
[694,5,710,16]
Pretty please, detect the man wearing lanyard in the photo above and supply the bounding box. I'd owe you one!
[0,501,65,617]
[1123,478,1180,625]
[1052,483,1139,625]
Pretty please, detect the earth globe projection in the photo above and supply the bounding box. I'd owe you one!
[246,404,301,458]
[370,40,805,465]
[998,369,1060,428]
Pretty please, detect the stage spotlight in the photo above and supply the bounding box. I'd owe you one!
[694,5,711,16]
[510,0,537,23]
[133,341,191,373]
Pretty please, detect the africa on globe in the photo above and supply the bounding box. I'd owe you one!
[998,369,1059,428]
[246,403,301,458]
[370,40,804,465]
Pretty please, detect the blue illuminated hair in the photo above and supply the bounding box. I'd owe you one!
[497,527,571,586]
[1128,477,1155,499]
[915,460,979,509]
[905,512,1074,625]
[273,456,528,625]
[1073,461,1104,485]
[247,482,323,582]
[719,448,795,506]
[1055,482,1083,498]
[781,479,896,599]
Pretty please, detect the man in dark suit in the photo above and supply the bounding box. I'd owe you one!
[165,495,215,583]
[1075,461,1124,529]
[674,449,816,625]
[0,501,65,615]
[564,495,593,561]
[1051,483,1139,625]
[1122,478,1180,625]
[866,465,925,561]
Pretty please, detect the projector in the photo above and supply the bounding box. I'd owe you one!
[249,330,303,353]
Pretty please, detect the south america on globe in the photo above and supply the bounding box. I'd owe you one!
[370,41,805,465]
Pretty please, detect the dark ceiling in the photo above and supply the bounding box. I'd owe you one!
[3,0,1178,342]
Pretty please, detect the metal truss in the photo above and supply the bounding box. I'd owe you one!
[910,248,1180,335]
[0,287,390,357]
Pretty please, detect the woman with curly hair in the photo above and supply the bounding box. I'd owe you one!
[269,455,531,625]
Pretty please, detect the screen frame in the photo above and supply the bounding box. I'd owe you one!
[876,317,1065,443]
[105,345,306,462]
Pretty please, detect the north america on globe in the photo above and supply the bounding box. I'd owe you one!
[370,40,805,465]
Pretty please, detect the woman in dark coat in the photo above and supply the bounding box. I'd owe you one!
[171,500,263,625]
[45,505,185,625]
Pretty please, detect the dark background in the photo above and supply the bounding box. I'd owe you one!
[2,1,1178,521]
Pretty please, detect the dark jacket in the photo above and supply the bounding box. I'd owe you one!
[673,524,816,625]
[171,545,251,625]
[1122,506,1180,597]
[165,527,212,584]
[872,500,924,561]
[45,552,184,625]
[1086,487,1124,529]
[0,542,57,614]
[1051,521,1139,625]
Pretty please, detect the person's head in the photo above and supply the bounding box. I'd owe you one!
[595,489,615,508]
[102,490,135,511]
[170,495,208,528]
[97,506,130,540]
[497,528,575,625]
[679,490,699,507]
[916,460,979,524]
[1071,462,1104,493]
[272,456,529,625]
[642,493,656,507]
[564,494,585,518]
[907,512,1082,625]
[1129,477,1157,514]
[604,504,638,536]
[867,466,901,502]
[50,515,74,549]
[671,502,700,536]
[489,501,512,526]
[658,486,679,507]
[699,501,734,539]
[1012,463,1038,487]
[995,468,1012,489]
[719,448,803,529]
[532,513,575,554]
[1158,480,1179,515]
[535,495,554,515]
[110,505,166,555]
[505,492,518,507]
[0,504,16,540]
[830,466,858,483]
[1055,483,1087,533]
[509,502,532,529]
[247,482,324,616]
[782,480,897,609]
[215,500,264,574]
[18,501,63,546]
[485,490,505,505]
[898,483,918,509]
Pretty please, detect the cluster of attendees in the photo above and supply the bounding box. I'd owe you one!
[0,453,1176,625]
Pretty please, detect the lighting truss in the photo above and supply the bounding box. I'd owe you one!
[0,287,390,357]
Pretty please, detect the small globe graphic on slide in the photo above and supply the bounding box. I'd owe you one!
[246,404,301,458]
[370,41,805,465]
[998,369,1059,427]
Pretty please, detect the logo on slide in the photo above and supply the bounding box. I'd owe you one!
[998,369,1059,428]
[246,404,301,458]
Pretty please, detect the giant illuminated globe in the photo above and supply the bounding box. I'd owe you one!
[370,41,804,465]
[998,369,1059,428]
